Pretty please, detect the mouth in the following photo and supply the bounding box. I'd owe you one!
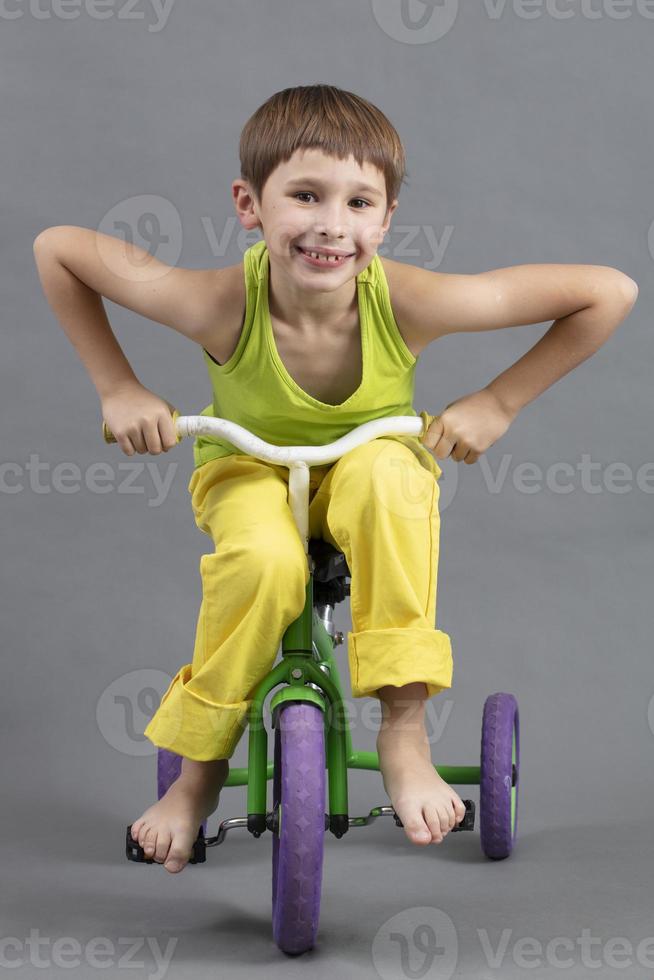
[294,246,355,267]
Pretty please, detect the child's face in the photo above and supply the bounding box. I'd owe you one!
[233,147,397,285]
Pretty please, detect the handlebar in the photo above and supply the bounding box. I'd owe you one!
[102,410,438,468]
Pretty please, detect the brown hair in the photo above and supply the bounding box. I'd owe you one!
[239,84,407,214]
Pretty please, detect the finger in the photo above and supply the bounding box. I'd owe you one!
[464,450,480,464]
[434,442,454,461]
[119,435,137,457]
[423,416,444,450]
[452,441,470,462]
[158,416,176,452]
[143,419,164,454]
[127,427,147,454]
[431,429,454,459]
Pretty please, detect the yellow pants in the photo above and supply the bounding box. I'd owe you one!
[143,438,453,761]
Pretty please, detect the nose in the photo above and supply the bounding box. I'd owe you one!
[313,206,349,241]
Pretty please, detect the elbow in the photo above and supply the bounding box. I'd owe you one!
[611,269,639,308]
[33,230,50,252]
[33,226,77,254]
[33,228,60,254]
[584,267,638,313]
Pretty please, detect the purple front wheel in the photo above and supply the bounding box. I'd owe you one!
[479,692,519,860]
[271,702,326,955]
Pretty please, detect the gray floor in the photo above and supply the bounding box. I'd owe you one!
[3,779,652,979]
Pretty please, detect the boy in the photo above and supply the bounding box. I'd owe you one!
[33,84,638,875]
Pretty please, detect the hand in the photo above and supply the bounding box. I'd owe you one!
[101,381,178,456]
[422,389,516,465]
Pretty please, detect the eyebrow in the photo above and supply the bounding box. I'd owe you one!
[284,177,384,198]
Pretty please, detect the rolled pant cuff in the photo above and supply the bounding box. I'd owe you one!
[347,627,453,700]
[143,663,249,761]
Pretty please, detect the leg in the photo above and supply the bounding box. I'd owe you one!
[130,756,229,872]
[376,681,466,845]
[132,455,310,872]
[144,454,310,761]
[308,438,464,845]
[308,437,453,700]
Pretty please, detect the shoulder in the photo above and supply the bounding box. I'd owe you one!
[378,255,448,356]
[192,259,246,363]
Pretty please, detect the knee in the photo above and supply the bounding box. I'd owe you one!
[256,534,308,584]
[255,534,309,613]
[214,529,309,601]
[342,440,432,514]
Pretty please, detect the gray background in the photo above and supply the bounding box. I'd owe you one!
[3,1,652,977]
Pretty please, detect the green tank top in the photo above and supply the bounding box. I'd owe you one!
[192,239,440,479]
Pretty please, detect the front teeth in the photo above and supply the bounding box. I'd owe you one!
[301,249,347,262]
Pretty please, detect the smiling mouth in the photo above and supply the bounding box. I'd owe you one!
[294,246,355,265]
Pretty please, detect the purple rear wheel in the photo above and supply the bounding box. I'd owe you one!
[157,748,207,837]
[479,692,519,860]
[271,702,326,955]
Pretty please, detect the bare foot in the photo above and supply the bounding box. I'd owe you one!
[130,757,229,873]
[376,729,466,846]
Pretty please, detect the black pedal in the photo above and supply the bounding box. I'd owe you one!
[393,799,475,833]
[125,825,206,864]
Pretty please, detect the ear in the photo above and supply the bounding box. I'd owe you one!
[232,179,262,232]
[380,198,398,237]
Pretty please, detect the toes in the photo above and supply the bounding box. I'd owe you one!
[451,796,467,825]
[423,807,444,843]
[440,805,456,833]
[142,828,158,857]
[397,807,432,845]
[131,819,146,841]
[136,822,151,847]
[153,830,172,863]
[164,854,188,872]
[164,845,190,873]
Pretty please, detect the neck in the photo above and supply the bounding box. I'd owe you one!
[267,255,359,333]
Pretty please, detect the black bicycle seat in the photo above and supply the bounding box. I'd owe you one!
[308,538,351,583]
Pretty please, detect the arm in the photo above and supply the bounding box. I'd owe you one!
[394,261,639,463]
[32,225,221,400]
[32,225,223,454]
[466,265,638,418]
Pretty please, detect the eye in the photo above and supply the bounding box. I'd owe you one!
[292,192,371,209]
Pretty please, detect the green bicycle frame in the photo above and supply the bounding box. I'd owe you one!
[222,562,482,835]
